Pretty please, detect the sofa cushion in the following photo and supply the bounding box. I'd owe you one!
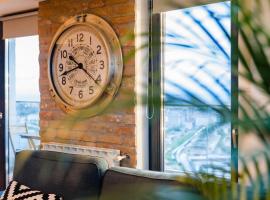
[13,150,109,200]
[1,180,63,200]
[99,167,205,200]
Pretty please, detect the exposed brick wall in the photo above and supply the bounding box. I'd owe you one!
[38,0,136,167]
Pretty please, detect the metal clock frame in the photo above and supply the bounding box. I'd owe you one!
[48,14,123,117]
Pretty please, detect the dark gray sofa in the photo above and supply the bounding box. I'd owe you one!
[12,150,204,200]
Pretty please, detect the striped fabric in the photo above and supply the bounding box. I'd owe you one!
[1,181,63,200]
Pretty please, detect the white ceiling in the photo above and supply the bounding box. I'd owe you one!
[0,0,39,17]
[153,0,223,13]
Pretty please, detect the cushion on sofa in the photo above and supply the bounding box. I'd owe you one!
[99,167,205,200]
[1,180,63,200]
[13,150,109,200]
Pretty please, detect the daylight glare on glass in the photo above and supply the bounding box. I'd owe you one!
[16,36,40,102]
[14,35,40,134]
[7,36,40,180]
[163,2,231,177]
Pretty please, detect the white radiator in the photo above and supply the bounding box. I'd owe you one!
[41,142,127,167]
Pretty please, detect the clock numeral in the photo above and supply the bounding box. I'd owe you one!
[62,77,66,85]
[89,86,94,94]
[100,60,104,69]
[61,50,68,59]
[69,86,73,94]
[78,90,83,99]
[68,39,73,47]
[96,75,102,84]
[97,45,102,54]
[77,33,84,42]
[59,63,64,72]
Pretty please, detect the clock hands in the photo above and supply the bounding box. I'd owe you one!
[59,55,83,76]
[69,55,80,66]
[59,65,82,76]
[60,54,100,85]
[81,68,113,96]
[58,54,112,96]
[80,67,99,85]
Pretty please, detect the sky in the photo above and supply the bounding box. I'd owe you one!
[164,1,231,106]
[15,35,40,102]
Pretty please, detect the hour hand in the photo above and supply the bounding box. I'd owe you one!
[69,55,80,66]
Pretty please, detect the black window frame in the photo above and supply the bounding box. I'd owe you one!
[149,0,239,181]
[149,10,162,171]
[0,21,6,190]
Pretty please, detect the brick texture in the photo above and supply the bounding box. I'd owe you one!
[38,0,136,167]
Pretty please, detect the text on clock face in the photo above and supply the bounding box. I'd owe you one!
[52,25,109,107]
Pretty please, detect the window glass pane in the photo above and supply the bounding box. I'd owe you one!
[163,2,231,177]
[16,36,40,102]
[7,36,40,181]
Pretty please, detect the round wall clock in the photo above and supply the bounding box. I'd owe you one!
[48,14,123,117]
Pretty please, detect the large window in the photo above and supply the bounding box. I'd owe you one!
[150,1,236,178]
[6,35,40,181]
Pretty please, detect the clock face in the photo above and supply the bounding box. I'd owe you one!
[50,25,110,109]
[48,14,123,117]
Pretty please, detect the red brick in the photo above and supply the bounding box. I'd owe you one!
[39,0,136,167]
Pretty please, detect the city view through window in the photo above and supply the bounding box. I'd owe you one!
[163,2,231,177]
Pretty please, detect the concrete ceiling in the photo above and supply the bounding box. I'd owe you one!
[0,0,39,17]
